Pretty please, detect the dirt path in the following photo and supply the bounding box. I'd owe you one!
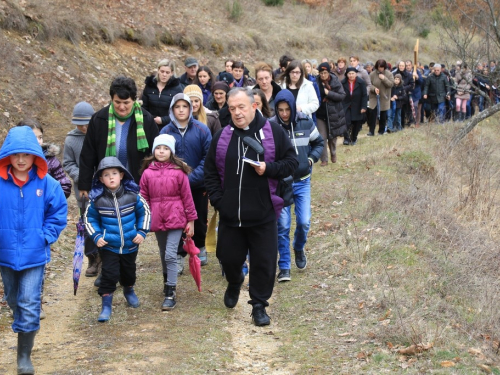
[0,253,94,374]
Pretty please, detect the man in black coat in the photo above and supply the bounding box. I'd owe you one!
[204,87,298,326]
[79,76,159,196]
[423,64,451,123]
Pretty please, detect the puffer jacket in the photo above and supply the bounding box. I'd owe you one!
[0,126,67,271]
[280,78,319,116]
[141,75,183,128]
[43,143,72,198]
[140,161,198,232]
[85,157,150,254]
[454,69,472,100]
[317,73,347,138]
[270,89,324,181]
[160,94,212,190]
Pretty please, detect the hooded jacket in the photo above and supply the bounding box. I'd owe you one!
[43,143,72,198]
[140,161,198,232]
[0,126,67,271]
[63,127,85,205]
[204,110,298,227]
[84,157,150,254]
[270,90,324,181]
[142,75,183,129]
[159,94,212,190]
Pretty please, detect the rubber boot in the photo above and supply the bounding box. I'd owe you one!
[17,331,36,375]
[123,286,140,308]
[162,285,177,311]
[198,246,208,266]
[97,294,113,322]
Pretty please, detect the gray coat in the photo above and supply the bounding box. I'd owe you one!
[63,127,86,208]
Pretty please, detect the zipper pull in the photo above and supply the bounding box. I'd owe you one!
[20,188,23,198]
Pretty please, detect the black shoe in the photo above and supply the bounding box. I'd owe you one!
[162,285,177,311]
[224,275,244,308]
[251,304,270,326]
[367,132,374,136]
[277,269,291,282]
[343,139,350,145]
[294,250,307,270]
[350,141,357,146]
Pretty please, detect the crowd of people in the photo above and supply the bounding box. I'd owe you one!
[0,53,498,375]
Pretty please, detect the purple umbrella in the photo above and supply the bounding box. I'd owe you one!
[72,217,85,295]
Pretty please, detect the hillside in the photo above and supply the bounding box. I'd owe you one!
[0,0,443,143]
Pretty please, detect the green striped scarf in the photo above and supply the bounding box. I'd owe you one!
[105,101,149,157]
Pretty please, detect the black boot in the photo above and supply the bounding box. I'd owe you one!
[162,285,177,311]
[224,273,244,308]
[17,331,36,375]
[163,273,168,295]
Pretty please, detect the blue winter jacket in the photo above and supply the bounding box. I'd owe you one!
[85,157,150,254]
[270,89,324,181]
[160,93,212,190]
[0,126,67,271]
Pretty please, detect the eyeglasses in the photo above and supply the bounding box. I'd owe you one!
[290,70,301,75]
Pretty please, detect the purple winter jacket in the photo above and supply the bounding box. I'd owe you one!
[139,161,198,232]
[43,143,72,198]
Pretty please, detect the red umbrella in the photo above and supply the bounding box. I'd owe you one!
[183,237,201,292]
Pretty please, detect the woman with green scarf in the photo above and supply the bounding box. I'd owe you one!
[79,76,159,198]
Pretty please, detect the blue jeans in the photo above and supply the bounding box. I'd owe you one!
[431,102,446,123]
[277,177,311,270]
[0,265,45,332]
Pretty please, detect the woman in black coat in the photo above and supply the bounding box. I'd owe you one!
[342,67,367,145]
[141,59,183,130]
[316,62,346,165]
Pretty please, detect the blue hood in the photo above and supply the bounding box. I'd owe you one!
[0,126,47,180]
[273,89,296,126]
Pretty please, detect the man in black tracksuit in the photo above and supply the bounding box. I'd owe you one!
[204,87,298,326]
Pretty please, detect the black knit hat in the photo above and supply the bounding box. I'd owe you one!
[318,62,331,73]
[345,67,358,74]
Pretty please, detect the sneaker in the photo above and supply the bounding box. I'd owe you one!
[367,132,374,136]
[251,304,270,326]
[277,269,291,282]
[294,250,307,270]
[198,246,208,266]
[162,286,176,311]
[176,254,184,276]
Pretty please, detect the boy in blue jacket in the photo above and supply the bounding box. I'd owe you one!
[84,157,150,322]
[0,125,67,375]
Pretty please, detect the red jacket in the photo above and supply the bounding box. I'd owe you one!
[140,161,197,232]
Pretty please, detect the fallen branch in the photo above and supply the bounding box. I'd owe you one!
[449,103,500,148]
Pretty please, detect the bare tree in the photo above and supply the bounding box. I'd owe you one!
[437,0,500,147]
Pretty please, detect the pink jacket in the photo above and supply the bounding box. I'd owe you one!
[140,161,197,232]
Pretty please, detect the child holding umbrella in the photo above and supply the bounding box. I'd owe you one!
[140,134,197,311]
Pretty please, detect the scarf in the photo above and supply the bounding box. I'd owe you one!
[106,101,149,157]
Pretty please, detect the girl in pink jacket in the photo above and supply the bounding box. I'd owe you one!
[139,134,197,311]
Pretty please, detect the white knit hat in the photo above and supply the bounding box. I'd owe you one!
[152,134,176,155]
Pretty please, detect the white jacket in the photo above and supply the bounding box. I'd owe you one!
[280,78,319,116]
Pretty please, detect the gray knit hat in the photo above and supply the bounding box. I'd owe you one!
[72,102,94,125]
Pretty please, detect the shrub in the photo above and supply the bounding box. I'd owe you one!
[228,0,243,21]
[261,0,284,6]
[376,0,395,30]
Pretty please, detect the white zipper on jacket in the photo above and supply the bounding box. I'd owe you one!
[112,192,125,253]
[290,122,298,155]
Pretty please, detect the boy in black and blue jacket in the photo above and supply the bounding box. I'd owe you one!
[270,89,324,282]
[84,156,150,322]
